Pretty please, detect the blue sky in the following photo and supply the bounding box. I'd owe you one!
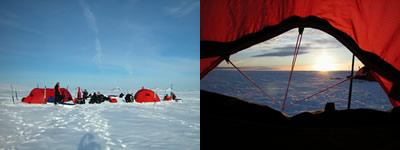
[217,28,364,71]
[0,0,199,91]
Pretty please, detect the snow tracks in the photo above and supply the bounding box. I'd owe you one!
[0,103,121,149]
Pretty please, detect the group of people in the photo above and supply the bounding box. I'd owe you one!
[54,82,177,104]
[88,91,110,104]
[75,87,89,104]
[54,82,88,105]
[55,82,112,104]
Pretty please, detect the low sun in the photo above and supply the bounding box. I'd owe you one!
[313,55,336,71]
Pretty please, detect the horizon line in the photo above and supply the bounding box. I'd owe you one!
[213,69,359,72]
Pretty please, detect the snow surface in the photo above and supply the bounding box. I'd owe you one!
[0,89,199,150]
[201,70,392,116]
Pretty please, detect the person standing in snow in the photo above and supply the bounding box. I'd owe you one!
[125,94,133,103]
[89,92,98,104]
[83,89,88,101]
[54,82,62,105]
[172,92,177,100]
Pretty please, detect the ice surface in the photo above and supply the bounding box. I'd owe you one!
[201,70,392,116]
[0,89,199,150]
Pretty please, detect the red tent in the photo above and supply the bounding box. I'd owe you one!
[22,88,73,104]
[134,88,160,103]
[201,0,400,107]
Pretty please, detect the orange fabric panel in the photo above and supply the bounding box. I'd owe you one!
[27,89,44,104]
[371,72,400,107]
[60,88,73,102]
[200,56,223,79]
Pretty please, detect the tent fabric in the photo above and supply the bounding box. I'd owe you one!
[47,96,55,102]
[164,95,172,101]
[371,73,400,107]
[200,57,222,80]
[201,0,400,106]
[22,88,73,104]
[60,88,73,102]
[109,98,118,103]
[77,87,81,99]
[355,67,376,82]
[134,89,160,103]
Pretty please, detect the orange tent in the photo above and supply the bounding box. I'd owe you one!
[22,88,73,104]
[134,88,160,103]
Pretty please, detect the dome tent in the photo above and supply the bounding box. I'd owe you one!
[133,87,160,103]
[22,88,73,104]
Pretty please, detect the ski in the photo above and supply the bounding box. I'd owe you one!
[170,84,173,100]
[11,84,15,104]
[15,91,18,102]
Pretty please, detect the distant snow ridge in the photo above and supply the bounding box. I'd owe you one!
[111,87,122,92]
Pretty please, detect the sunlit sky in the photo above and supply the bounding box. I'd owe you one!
[0,0,199,90]
[217,28,364,71]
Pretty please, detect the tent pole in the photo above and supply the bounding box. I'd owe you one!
[347,55,355,110]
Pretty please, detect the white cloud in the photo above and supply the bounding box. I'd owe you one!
[95,38,102,64]
[165,0,199,17]
[243,28,345,54]
[80,0,98,34]
[80,0,102,64]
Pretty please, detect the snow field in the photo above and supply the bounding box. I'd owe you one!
[0,90,200,150]
[201,71,392,116]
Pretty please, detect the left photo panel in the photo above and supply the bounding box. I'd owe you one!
[0,0,199,149]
